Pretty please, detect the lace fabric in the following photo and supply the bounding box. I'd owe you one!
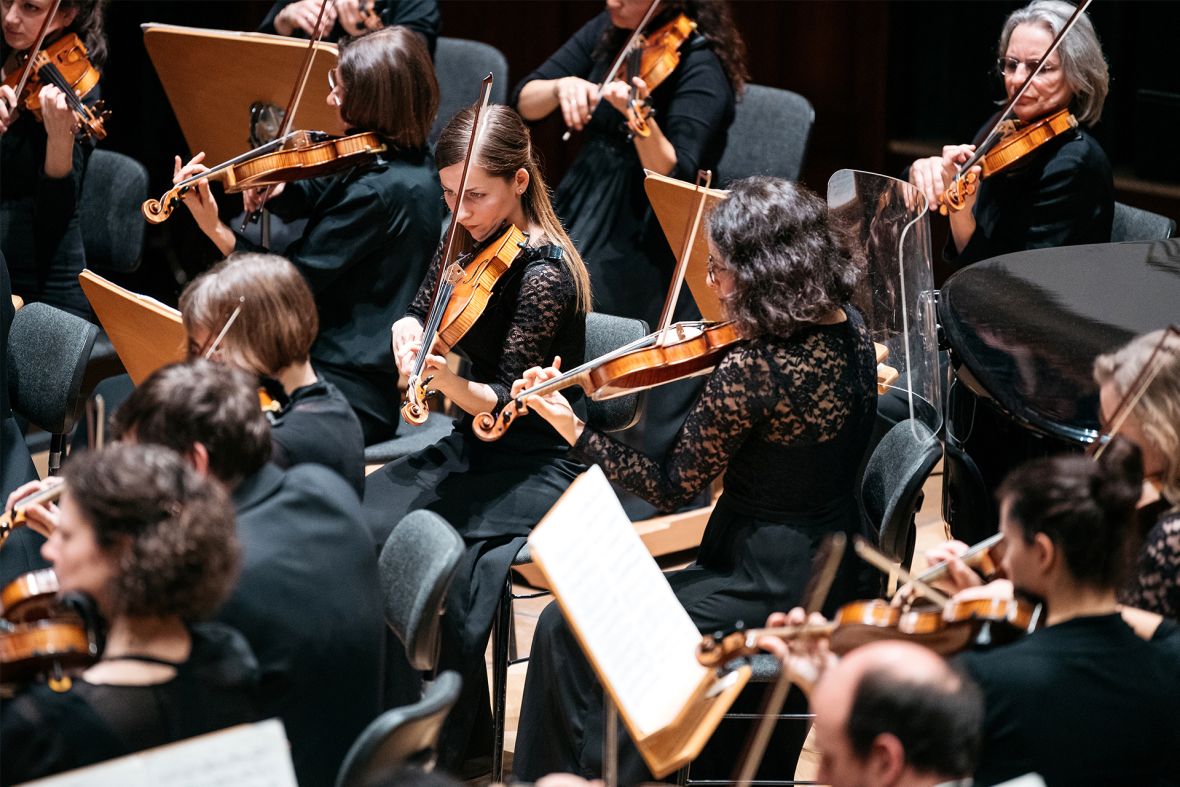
[1122,510,1180,620]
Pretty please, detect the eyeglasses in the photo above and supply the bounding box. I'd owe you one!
[996,56,1061,81]
[705,254,728,284]
[327,67,339,92]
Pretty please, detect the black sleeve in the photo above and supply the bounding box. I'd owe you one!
[257,0,292,34]
[32,143,89,272]
[510,13,609,106]
[384,0,440,57]
[405,242,444,324]
[571,342,768,511]
[660,47,734,182]
[1121,513,1180,621]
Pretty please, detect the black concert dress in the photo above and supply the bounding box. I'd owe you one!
[514,307,878,783]
[0,623,260,786]
[268,376,366,499]
[947,122,1112,267]
[233,146,443,444]
[512,12,736,516]
[363,240,587,769]
[1122,509,1180,621]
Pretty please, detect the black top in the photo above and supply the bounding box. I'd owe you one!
[939,241,1180,446]
[405,239,586,453]
[223,462,384,787]
[958,613,1180,786]
[268,376,365,498]
[512,11,735,324]
[257,0,440,55]
[573,309,877,517]
[0,623,260,787]
[234,147,443,440]
[1122,509,1180,620]
[948,123,1113,267]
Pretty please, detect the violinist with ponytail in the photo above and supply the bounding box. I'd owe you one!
[0,0,106,318]
[173,26,443,444]
[365,104,592,772]
[908,0,1112,267]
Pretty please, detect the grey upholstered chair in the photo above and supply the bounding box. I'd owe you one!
[78,150,149,274]
[861,418,943,569]
[430,37,509,145]
[1111,201,1176,242]
[334,670,462,787]
[7,302,98,475]
[717,84,816,184]
[379,509,465,672]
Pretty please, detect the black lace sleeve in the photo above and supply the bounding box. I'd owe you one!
[1122,511,1180,620]
[572,342,774,511]
[405,242,445,323]
[487,262,576,408]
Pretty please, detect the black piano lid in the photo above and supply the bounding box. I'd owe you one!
[940,239,1180,445]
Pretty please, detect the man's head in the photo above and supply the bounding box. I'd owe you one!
[810,641,983,787]
[111,360,271,487]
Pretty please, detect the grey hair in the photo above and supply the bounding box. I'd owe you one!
[998,0,1108,126]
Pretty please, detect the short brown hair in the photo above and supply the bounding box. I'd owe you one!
[339,26,438,149]
[64,443,239,621]
[180,253,318,376]
[111,360,272,486]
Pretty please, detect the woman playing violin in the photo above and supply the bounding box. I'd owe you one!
[514,1,749,510]
[0,0,106,319]
[1094,329,1180,621]
[174,26,442,444]
[181,252,365,498]
[908,0,1112,266]
[0,443,258,786]
[364,104,591,772]
[258,0,439,57]
[512,177,879,782]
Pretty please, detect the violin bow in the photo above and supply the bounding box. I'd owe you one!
[203,297,247,360]
[952,0,1093,181]
[561,0,661,141]
[1091,324,1180,460]
[854,535,951,607]
[9,0,63,103]
[241,0,337,229]
[654,169,713,336]
[730,533,846,787]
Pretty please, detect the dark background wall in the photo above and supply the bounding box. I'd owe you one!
[97,1,1180,298]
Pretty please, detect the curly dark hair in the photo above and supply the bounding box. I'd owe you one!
[111,360,272,486]
[63,443,239,621]
[62,0,108,66]
[998,436,1144,590]
[708,177,861,339]
[594,0,749,95]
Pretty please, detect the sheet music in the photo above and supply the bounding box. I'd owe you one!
[17,719,298,787]
[529,465,708,737]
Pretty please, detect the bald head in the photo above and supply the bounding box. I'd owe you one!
[811,642,983,787]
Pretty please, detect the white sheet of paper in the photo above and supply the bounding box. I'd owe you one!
[529,464,707,736]
[17,719,298,787]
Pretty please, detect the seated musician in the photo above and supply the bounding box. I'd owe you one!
[0,0,107,318]
[174,26,443,444]
[511,177,879,782]
[911,438,1180,785]
[258,0,439,56]
[908,0,1112,266]
[1,443,259,786]
[181,252,365,498]
[758,638,984,787]
[1093,329,1180,621]
[110,360,384,787]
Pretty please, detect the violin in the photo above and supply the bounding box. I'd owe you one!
[402,74,506,426]
[0,570,100,693]
[939,109,1078,214]
[0,568,61,623]
[619,13,696,138]
[0,481,63,550]
[2,30,109,140]
[142,130,387,224]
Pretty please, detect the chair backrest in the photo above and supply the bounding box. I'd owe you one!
[430,37,509,145]
[379,510,464,671]
[78,150,149,273]
[1111,201,1176,242]
[584,311,649,433]
[334,670,462,787]
[941,441,995,547]
[7,302,98,435]
[718,84,815,185]
[861,418,942,568]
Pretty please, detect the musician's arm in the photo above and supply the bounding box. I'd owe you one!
[644,46,732,180]
[512,14,604,121]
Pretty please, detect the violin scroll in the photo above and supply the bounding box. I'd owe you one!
[472,403,522,442]
[141,191,181,224]
[937,171,979,215]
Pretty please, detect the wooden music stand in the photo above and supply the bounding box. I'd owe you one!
[142,23,343,165]
[79,272,186,385]
[644,170,730,323]
[528,466,750,780]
